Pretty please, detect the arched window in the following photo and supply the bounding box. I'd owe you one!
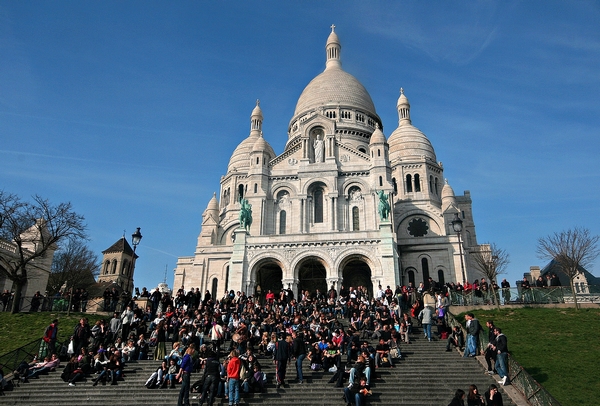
[121,259,129,275]
[103,261,110,275]
[406,174,413,192]
[408,270,415,285]
[238,184,244,201]
[392,178,398,194]
[352,206,360,231]
[377,149,381,157]
[111,260,117,274]
[438,269,445,286]
[256,157,259,165]
[279,211,287,235]
[414,174,421,192]
[211,278,218,300]
[254,183,258,193]
[421,258,430,286]
[314,188,324,223]
[434,178,439,195]
[429,175,433,193]
[379,176,383,187]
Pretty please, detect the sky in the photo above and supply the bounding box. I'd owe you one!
[1,1,599,292]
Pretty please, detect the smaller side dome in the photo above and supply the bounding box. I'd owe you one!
[252,133,275,158]
[203,192,220,222]
[388,88,437,162]
[441,179,457,210]
[369,123,386,145]
[205,192,219,213]
[227,100,270,173]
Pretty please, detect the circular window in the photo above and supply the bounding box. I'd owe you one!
[407,218,429,237]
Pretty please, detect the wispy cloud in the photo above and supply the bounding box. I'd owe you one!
[355,2,502,65]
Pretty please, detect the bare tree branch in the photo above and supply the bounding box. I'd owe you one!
[47,239,100,295]
[470,243,510,309]
[0,192,87,312]
[537,227,600,309]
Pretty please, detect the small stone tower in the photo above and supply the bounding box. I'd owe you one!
[98,236,138,293]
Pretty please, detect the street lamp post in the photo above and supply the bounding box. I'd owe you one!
[129,227,143,293]
[451,213,466,284]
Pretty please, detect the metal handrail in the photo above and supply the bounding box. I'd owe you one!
[448,285,600,306]
[447,312,562,406]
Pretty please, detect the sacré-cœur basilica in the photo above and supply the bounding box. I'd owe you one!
[174,26,483,299]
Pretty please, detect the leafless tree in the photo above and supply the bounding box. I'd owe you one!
[537,227,600,309]
[470,242,510,309]
[0,192,87,313]
[47,239,100,296]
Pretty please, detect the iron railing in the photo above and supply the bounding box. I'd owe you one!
[0,295,127,313]
[447,313,562,406]
[0,335,72,381]
[448,285,600,306]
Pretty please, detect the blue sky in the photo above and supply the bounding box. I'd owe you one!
[1,1,599,291]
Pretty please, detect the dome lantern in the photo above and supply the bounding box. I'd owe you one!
[397,88,411,126]
[325,24,341,70]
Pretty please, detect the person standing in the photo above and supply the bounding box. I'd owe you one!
[198,351,220,406]
[120,305,134,340]
[500,279,510,305]
[484,320,497,374]
[494,328,510,386]
[291,330,306,384]
[176,345,195,406]
[463,313,482,357]
[43,319,59,356]
[418,305,435,342]
[108,312,122,345]
[273,334,292,388]
[226,349,241,406]
[72,318,90,356]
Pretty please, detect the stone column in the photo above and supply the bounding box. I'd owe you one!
[229,228,249,294]
[376,220,400,288]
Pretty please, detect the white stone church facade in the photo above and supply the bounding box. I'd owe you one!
[175,28,482,299]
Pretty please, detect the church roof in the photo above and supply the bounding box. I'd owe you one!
[292,26,378,122]
[102,236,136,256]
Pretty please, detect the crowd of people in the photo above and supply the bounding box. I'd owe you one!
[9,279,514,406]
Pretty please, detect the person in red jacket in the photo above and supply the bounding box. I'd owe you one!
[226,350,241,406]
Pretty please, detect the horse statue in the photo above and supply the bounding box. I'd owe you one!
[377,190,390,221]
[239,198,253,231]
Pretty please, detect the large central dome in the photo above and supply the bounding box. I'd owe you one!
[294,67,377,117]
[292,27,378,120]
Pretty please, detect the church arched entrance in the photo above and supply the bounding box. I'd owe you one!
[255,262,283,303]
[341,259,373,298]
[297,258,327,299]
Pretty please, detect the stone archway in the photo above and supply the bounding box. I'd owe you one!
[255,262,283,303]
[341,259,373,298]
[297,258,327,299]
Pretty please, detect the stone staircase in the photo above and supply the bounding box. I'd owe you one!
[1,328,519,406]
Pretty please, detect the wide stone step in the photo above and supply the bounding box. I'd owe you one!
[1,327,519,406]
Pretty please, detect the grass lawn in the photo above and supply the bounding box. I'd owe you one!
[455,307,600,406]
[0,312,107,355]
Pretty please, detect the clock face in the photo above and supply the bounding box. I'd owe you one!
[407,217,429,237]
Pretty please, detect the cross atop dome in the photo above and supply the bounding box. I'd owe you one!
[326,24,341,70]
